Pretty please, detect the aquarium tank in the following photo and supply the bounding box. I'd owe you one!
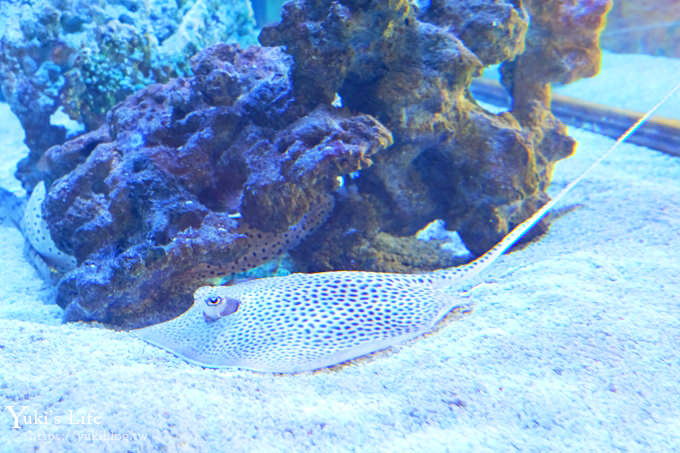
[0,0,679,451]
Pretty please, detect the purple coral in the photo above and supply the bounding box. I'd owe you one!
[40,44,391,327]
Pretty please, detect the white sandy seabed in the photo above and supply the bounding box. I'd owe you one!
[0,52,679,452]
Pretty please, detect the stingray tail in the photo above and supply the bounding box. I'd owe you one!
[432,79,680,291]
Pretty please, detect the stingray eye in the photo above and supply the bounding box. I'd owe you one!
[206,296,223,306]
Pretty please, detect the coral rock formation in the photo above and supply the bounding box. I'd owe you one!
[24,0,614,326]
[39,44,392,327]
[500,0,613,111]
[0,0,258,191]
[263,0,607,263]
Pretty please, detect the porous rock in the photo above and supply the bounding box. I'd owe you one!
[0,0,258,191]
[30,0,614,326]
[500,0,613,112]
[39,44,392,327]
[263,0,605,264]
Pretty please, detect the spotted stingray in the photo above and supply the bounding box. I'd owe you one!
[11,180,333,287]
[183,193,336,282]
[134,83,680,373]
[21,181,77,273]
[0,182,77,282]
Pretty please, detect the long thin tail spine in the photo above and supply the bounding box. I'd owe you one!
[433,79,680,288]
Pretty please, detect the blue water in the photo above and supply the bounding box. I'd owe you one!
[1,1,679,451]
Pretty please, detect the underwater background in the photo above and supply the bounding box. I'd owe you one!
[0,0,679,451]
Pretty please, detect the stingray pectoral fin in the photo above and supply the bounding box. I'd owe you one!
[132,309,228,369]
[132,324,203,367]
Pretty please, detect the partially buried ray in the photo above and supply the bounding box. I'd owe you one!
[21,181,77,273]
[134,81,680,373]
[1,182,76,282]
[184,193,335,281]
